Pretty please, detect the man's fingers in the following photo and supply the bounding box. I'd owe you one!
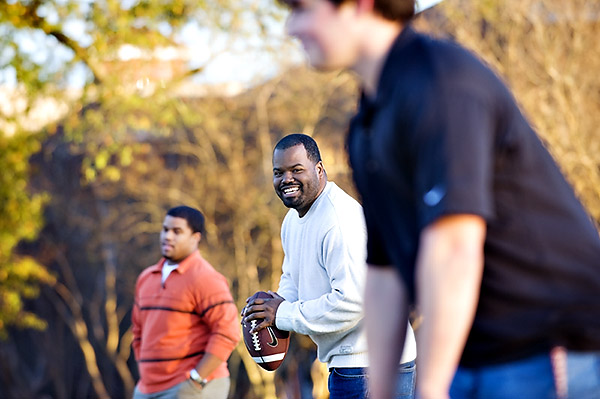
[249,318,273,334]
[243,302,267,316]
[246,298,266,309]
[244,308,275,330]
[267,290,283,300]
[244,309,267,323]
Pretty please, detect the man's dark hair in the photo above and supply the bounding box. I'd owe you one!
[279,0,415,23]
[166,206,205,235]
[274,134,322,164]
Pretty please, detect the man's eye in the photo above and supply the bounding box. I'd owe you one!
[291,1,309,12]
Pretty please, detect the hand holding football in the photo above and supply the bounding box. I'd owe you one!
[242,291,290,371]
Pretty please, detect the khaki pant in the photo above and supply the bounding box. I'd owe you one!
[133,377,230,399]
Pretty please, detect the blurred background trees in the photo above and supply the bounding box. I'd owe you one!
[433,0,600,222]
[0,0,598,398]
[0,131,53,338]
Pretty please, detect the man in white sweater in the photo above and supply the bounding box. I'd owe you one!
[242,134,417,398]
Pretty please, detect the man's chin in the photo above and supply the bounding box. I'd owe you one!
[307,56,344,72]
[282,198,302,210]
[310,61,337,72]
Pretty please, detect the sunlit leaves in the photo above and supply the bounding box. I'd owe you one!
[0,131,53,337]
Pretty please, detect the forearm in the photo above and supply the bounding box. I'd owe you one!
[194,298,239,379]
[416,215,485,399]
[365,266,409,399]
[276,290,363,335]
[276,262,364,335]
[193,352,226,381]
[204,305,241,361]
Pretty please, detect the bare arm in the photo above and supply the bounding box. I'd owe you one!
[366,266,410,399]
[191,353,227,386]
[416,214,486,399]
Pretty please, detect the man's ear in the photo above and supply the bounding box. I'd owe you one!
[356,0,375,14]
[194,231,202,244]
[316,161,325,178]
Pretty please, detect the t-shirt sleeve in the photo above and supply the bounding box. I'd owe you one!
[363,202,392,266]
[412,87,496,230]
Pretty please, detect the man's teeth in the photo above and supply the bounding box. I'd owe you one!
[283,187,299,194]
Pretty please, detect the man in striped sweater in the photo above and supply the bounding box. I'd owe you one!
[132,206,240,399]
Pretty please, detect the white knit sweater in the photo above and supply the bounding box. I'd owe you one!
[275,182,416,367]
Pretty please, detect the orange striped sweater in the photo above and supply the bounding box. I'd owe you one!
[132,250,240,394]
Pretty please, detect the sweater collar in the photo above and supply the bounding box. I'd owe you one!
[294,181,334,224]
[150,249,202,274]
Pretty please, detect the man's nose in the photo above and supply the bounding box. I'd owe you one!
[285,13,300,38]
[282,171,294,183]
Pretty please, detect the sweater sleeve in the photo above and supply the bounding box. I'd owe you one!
[277,214,299,303]
[277,255,299,303]
[200,275,241,362]
[276,226,366,335]
[131,279,142,361]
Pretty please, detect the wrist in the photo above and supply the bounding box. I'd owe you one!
[416,386,450,399]
[189,368,208,387]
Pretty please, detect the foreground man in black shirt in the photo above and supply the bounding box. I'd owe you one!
[278,0,600,398]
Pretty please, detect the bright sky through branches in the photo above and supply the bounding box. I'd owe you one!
[0,0,443,90]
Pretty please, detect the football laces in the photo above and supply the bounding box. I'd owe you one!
[251,320,261,351]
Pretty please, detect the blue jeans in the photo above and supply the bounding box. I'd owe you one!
[449,351,600,399]
[328,360,416,399]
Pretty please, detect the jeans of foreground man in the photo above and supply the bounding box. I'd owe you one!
[450,351,600,399]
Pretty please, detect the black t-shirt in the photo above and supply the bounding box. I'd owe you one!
[348,27,600,367]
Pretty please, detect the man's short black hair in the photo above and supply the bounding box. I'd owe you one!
[166,206,205,235]
[274,134,322,164]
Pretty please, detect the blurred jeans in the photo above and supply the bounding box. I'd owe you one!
[449,350,600,399]
[328,360,416,399]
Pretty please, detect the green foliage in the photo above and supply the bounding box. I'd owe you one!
[0,0,286,347]
[0,132,54,338]
[0,0,293,396]
[0,0,286,94]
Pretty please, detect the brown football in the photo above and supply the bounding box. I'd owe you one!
[242,291,290,371]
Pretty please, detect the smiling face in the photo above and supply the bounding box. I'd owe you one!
[273,144,326,217]
[160,215,201,264]
[285,0,361,71]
